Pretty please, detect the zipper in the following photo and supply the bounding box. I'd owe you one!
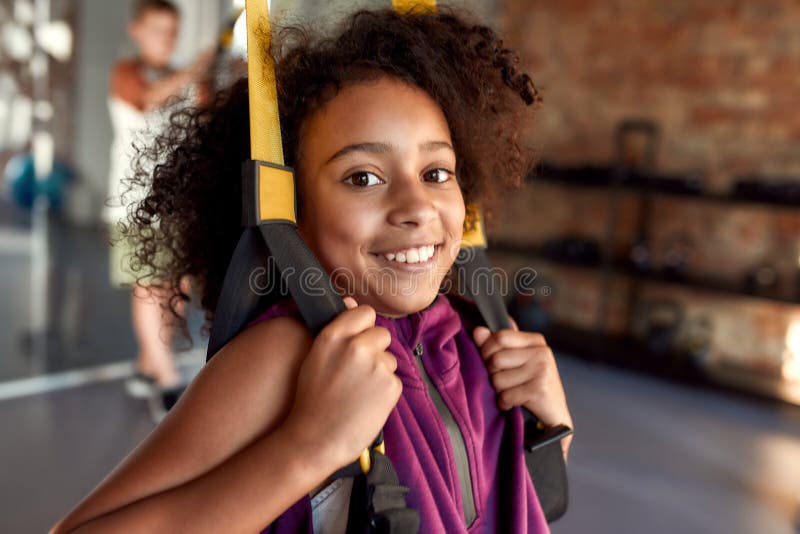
[412,341,477,527]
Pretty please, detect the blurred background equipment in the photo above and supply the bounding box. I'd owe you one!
[4,152,74,210]
[629,298,685,362]
[734,176,800,206]
[660,231,694,281]
[541,236,602,266]
[679,313,714,367]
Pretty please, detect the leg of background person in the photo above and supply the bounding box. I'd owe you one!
[131,283,179,388]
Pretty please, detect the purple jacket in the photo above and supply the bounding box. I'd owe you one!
[257,296,549,533]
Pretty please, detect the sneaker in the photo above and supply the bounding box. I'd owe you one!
[125,372,156,398]
[146,384,186,424]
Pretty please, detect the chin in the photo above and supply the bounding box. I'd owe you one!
[369,292,440,318]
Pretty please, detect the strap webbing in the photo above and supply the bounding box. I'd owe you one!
[207,227,268,357]
[246,0,284,164]
[346,451,420,534]
[391,0,436,11]
[458,246,511,331]
[458,208,571,523]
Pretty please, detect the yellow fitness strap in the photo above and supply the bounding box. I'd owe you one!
[392,0,436,11]
[246,0,296,224]
[246,0,283,164]
[461,203,488,248]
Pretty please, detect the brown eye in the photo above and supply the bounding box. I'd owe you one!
[423,168,453,183]
[345,171,383,187]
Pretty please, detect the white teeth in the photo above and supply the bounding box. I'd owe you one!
[383,245,436,264]
[418,246,429,262]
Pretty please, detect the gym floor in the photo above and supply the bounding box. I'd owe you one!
[1,209,799,533]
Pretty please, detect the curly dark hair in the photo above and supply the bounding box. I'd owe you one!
[126,7,539,335]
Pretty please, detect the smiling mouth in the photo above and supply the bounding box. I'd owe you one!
[374,244,438,264]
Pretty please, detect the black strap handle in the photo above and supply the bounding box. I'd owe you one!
[458,245,571,523]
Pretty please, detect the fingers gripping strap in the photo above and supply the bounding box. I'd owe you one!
[246,0,284,164]
[457,205,572,522]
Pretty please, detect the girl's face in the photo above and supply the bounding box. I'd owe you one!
[297,77,465,317]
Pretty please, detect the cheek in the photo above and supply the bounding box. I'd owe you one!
[327,203,381,250]
[445,192,466,240]
[299,193,380,267]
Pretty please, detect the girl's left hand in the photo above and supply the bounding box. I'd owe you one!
[473,325,573,459]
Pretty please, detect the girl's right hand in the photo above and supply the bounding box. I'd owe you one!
[283,297,401,472]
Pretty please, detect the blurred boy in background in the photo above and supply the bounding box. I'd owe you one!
[104,0,209,421]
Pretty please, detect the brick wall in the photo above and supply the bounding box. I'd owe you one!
[492,1,800,378]
[500,0,800,191]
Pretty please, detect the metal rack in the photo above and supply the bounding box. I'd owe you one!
[492,156,800,406]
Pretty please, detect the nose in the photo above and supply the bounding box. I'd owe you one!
[386,175,437,228]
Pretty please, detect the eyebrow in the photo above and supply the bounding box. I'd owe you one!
[325,140,455,164]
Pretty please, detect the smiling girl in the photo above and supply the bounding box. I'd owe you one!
[298,77,464,317]
[53,8,571,533]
